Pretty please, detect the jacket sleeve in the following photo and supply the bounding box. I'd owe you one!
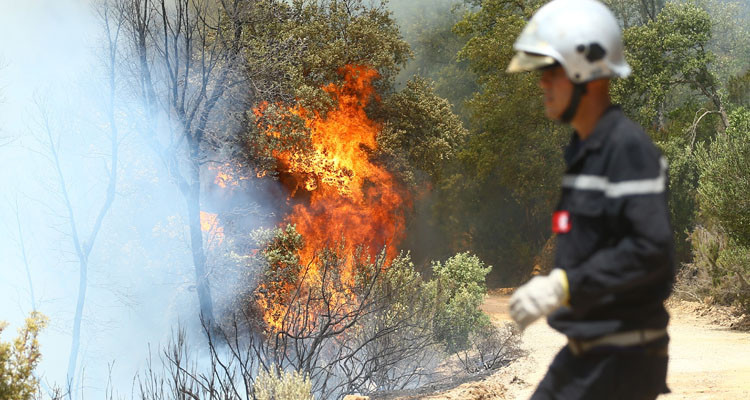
[565,136,675,308]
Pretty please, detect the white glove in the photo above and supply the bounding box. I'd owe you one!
[510,268,569,331]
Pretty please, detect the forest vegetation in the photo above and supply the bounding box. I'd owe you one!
[0,0,748,398]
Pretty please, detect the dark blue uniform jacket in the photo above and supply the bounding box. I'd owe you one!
[548,106,675,340]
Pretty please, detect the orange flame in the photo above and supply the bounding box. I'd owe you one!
[210,163,248,189]
[200,211,225,247]
[256,65,410,330]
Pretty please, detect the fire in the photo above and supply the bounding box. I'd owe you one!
[200,211,225,247]
[215,171,235,188]
[211,163,247,188]
[255,65,410,330]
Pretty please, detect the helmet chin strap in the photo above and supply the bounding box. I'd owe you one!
[560,82,587,123]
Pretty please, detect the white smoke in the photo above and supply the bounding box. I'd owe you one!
[0,0,220,396]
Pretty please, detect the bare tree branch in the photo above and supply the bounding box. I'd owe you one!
[13,198,37,312]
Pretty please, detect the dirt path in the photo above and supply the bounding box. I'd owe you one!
[427,294,750,399]
[662,303,750,399]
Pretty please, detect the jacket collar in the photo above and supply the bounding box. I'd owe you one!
[564,105,622,167]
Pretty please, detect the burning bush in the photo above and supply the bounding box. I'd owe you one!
[247,64,415,333]
[132,221,514,400]
[237,226,504,396]
[247,226,446,396]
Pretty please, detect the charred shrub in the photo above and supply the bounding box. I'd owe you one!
[457,322,523,374]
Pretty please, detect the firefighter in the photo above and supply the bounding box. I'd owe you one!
[506,0,675,398]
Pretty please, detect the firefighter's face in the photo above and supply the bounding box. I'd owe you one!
[539,65,573,121]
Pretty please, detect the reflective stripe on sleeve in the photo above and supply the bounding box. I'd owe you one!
[562,157,668,198]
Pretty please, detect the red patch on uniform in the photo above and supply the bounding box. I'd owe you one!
[552,211,571,234]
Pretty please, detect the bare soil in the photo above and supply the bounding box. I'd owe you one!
[403,294,750,400]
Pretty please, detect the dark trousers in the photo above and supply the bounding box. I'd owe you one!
[530,339,669,400]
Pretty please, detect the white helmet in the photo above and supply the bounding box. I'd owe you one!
[507,0,631,84]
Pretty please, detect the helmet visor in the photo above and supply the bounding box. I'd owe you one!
[506,52,557,73]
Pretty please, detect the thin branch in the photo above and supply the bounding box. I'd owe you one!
[14,198,36,312]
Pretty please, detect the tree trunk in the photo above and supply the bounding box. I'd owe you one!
[185,159,215,325]
[66,258,88,395]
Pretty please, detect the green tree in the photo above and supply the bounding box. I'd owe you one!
[727,70,750,107]
[612,2,727,132]
[393,0,478,122]
[453,0,565,206]
[287,0,411,88]
[604,0,665,27]
[425,0,567,285]
[375,77,469,186]
[611,1,750,263]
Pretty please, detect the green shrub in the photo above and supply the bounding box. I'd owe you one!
[717,244,750,310]
[696,108,750,247]
[430,252,492,352]
[683,227,750,311]
[0,312,47,400]
[254,367,314,400]
[688,108,750,312]
[657,135,699,263]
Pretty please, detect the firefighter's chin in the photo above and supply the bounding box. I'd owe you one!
[542,97,561,121]
[543,103,564,121]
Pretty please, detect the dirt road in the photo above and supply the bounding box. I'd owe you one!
[477,295,750,400]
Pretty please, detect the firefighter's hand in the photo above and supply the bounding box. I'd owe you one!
[510,269,569,331]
